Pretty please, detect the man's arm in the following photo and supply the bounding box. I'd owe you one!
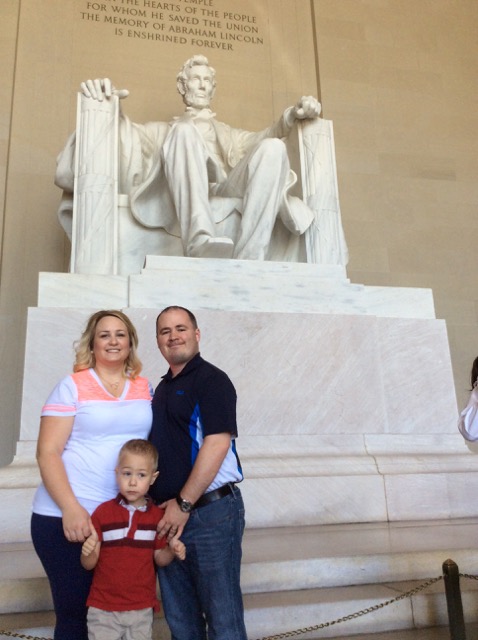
[157,432,232,540]
[180,432,232,503]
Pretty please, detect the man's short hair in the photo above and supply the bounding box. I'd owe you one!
[156,305,198,334]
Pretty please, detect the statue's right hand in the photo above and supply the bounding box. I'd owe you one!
[80,78,129,101]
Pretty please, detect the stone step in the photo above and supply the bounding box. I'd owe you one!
[240,517,478,593]
[243,577,478,639]
[2,518,478,638]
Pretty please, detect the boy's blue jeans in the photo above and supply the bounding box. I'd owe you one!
[157,486,247,640]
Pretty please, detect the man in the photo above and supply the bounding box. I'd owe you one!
[65,55,322,261]
[149,305,247,640]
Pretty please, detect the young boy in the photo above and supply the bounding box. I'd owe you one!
[81,439,186,640]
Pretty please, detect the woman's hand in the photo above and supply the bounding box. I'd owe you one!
[62,503,92,543]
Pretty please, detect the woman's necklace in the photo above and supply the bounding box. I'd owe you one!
[94,369,124,396]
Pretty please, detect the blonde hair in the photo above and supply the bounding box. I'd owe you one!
[73,310,142,378]
[118,439,158,470]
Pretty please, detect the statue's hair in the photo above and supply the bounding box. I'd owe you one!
[177,54,217,95]
[118,439,158,470]
[156,305,198,335]
[73,310,142,378]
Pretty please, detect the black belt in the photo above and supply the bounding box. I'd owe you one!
[194,483,235,509]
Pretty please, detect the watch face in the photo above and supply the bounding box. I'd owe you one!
[177,496,192,512]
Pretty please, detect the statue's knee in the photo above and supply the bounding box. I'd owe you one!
[250,139,288,176]
[256,138,287,161]
[260,138,286,152]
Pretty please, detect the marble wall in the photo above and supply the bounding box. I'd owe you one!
[1,0,478,471]
[313,0,478,410]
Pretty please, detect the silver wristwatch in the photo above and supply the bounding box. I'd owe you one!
[176,494,193,513]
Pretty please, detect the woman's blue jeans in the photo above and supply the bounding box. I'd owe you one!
[31,513,92,640]
[157,486,247,640]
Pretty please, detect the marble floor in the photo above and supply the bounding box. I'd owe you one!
[0,610,477,640]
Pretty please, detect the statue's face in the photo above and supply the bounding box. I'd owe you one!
[182,64,215,109]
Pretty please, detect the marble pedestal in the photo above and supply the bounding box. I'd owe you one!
[1,256,476,625]
[2,255,473,539]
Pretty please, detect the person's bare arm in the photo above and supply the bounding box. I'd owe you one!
[36,415,92,542]
[157,433,231,540]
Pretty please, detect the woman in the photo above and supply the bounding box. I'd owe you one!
[31,310,153,640]
[458,356,478,442]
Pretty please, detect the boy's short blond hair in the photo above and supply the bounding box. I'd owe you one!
[118,439,158,470]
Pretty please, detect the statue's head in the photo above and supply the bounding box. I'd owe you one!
[177,55,217,109]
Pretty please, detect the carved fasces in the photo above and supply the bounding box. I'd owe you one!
[298,119,348,266]
[72,94,119,274]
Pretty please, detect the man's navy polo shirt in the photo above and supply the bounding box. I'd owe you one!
[149,353,242,504]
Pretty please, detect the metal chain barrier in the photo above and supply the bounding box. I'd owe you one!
[460,572,478,582]
[1,572,477,640]
[252,575,444,640]
[0,633,51,640]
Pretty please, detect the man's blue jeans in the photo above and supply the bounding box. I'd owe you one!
[157,486,247,640]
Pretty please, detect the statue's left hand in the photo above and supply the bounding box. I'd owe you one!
[292,96,322,120]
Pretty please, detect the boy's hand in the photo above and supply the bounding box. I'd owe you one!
[81,527,99,557]
[169,535,186,561]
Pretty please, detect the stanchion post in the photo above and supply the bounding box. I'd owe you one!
[443,558,466,639]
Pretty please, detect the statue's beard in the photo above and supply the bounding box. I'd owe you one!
[184,90,212,110]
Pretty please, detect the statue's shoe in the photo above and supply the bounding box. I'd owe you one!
[190,237,234,259]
